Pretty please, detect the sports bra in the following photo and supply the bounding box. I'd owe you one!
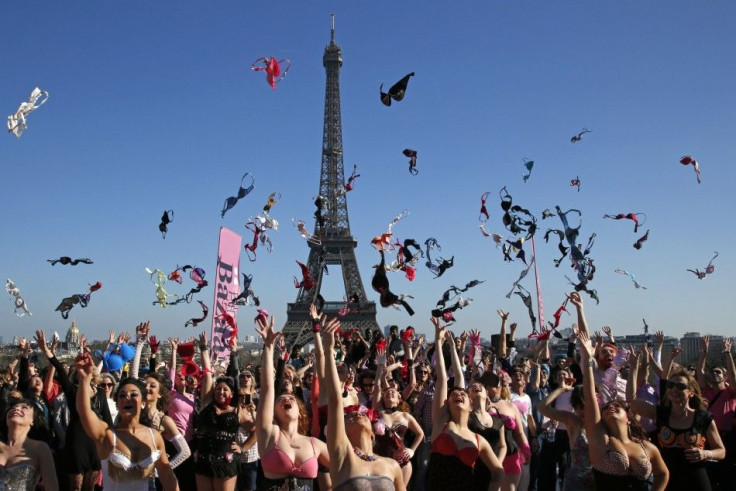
[108,428,161,472]
[592,440,652,481]
[261,430,319,479]
[430,430,480,468]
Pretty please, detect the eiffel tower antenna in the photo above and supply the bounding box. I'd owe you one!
[282,15,379,347]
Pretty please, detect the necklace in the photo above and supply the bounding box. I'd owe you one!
[280,430,301,449]
[353,447,377,462]
[490,396,501,403]
[384,406,399,414]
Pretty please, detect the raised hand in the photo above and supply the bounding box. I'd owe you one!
[577,330,594,360]
[322,317,341,346]
[199,331,208,349]
[136,321,150,340]
[19,338,30,356]
[34,331,52,359]
[108,330,116,344]
[255,314,281,349]
[724,338,733,353]
[509,322,518,333]
[460,331,468,344]
[168,337,179,352]
[50,336,59,356]
[497,310,509,321]
[594,331,602,346]
[567,291,583,309]
[602,325,612,336]
[669,346,682,359]
[655,330,665,346]
[149,336,160,354]
[702,335,710,353]
[80,334,88,352]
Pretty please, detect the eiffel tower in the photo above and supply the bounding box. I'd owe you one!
[282,15,379,347]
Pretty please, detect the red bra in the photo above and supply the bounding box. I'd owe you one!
[431,431,480,468]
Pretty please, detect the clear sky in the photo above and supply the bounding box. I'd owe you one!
[2,2,735,343]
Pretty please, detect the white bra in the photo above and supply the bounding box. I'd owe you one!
[108,428,161,471]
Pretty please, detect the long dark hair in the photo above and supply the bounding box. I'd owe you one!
[1,398,52,444]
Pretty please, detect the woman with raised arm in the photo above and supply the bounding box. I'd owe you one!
[0,398,59,491]
[537,377,593,490]
[193,331,243,491]
[427,317,504,491]
[75,353,178,491]
[255,311,330,491]
[468,379,507,491]
[316,309,404,491]
[372,348,425,485]
[577,330,668,491]
[142,372,191,479]
[36,329,113,491]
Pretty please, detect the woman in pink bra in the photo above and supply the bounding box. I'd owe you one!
[255,313,330,491]
[315,307,405,491]
[577,327,669,491]
[427,318,504,491]
[75,354,178,491]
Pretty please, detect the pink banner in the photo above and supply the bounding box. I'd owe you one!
[210,227,242,364]
[530,236,545,330]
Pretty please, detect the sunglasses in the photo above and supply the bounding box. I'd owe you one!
[99,383,114,388]
[666,381,688,391]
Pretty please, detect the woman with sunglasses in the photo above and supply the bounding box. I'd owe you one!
[255,311,330,491]
[76,355,178,491]
[578,330,668,490]
[99,373,118,421]
[427,317,504,491]
[0,398,59,491]
[629,353,724,490]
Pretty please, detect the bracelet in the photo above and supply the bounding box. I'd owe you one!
[583,360,595,368]
[407,359,414,366]
[200,345,209,351]
[311,320,321,333]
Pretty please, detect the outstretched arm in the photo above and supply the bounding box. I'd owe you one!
[497,310,509,359]
[254,315,280,452]
[318,317,352,467]
[431,317,449,440]
[568,292,589,337]
[447,331,465,388]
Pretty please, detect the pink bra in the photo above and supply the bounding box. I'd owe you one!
[261,431,319,479]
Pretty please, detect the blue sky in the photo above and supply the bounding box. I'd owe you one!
[2,2,735,343]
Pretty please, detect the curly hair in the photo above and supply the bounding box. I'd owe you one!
[1,398,52,444]
[274,395,310,436]
[144,373,171,413]
[666,370,706,410]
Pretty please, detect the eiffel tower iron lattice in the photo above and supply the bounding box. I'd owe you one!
[282,15,379,348]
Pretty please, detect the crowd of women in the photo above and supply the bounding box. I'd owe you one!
[1,292,734,490]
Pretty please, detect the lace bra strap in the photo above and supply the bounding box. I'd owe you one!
[148,427,156,447]
[112,430,117,449]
